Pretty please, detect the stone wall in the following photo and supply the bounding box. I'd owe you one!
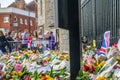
[44,0,54,32]
[38,0,45,27]
[37,0,70,52]
[59,28,69,53]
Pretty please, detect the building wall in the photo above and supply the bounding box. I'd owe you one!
[38,0,45,27]
[59,28,69,53]
[45,0,54,31]
[37,0,69,52]
[38,0,54,32]
[0,13,36,32]
[0,13,11,31]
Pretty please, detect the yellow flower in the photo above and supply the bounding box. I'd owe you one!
[12,71,17,75]
[14,57,19,60]
[94,62,102,69]
[29,50,33,54]
[40,75,54,80]
[96,76,107,80]
[94,62,99,66]
[24,52,29,55]
[9,79,14,80]
[93,65,98,69]
[117,57,120,61]
[18,71,23,76]
[99,61,106,66]
[6,66,8,69]
[60,56,65,60]
[18,53,20,56]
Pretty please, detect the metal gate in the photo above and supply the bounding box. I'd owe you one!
[81,0,120,47]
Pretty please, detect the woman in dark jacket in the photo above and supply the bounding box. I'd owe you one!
[0,31,10,53]
[6,31,14,52]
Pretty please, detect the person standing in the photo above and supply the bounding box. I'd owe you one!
[27,33,32,50]
[21,29,28,49]
[81,36,88,52]
[49,31,55,50]
[0,31,10,53]
[32,34,38,50]
[6,31,14,52]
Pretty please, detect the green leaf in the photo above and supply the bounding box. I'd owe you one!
[50,66,53,77]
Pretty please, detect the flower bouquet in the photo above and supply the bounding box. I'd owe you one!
[0,50,70,80]
[77,43,120,80]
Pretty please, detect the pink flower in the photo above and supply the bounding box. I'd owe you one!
[86,56,94,65]
[24,75,31,80]
[0,70,4,79]
[14,64,23,72]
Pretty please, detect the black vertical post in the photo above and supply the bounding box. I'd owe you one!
[68,0,80,79]
[56,0,81,79]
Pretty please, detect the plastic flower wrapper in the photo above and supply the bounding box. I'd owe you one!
[83,49,96,56]
[106,47,118,59]
[50,57,61,67]
[41,50,51,58]
[96,57,118,79]
[52,61,67,71]
[0,55,10,63]
[113,68,120,79]
[29,54,39,62]
[98,55,107,63]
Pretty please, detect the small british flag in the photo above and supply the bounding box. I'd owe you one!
[98,31,110,55]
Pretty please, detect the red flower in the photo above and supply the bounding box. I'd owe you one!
[89,66,95,73]
[82,65,89,71]
[42,73,46,76]
[112,43,118,48]
[33,50,36,54]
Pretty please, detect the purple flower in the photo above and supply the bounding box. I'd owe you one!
[14,64,23,72]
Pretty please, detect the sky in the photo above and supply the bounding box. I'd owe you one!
[0,0,33,8]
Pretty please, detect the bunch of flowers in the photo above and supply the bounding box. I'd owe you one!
[4,63,32,80]
[0,50,70,79]
[77,44,120,80]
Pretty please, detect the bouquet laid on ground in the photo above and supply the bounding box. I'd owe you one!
[0,50,70,80]
[77,45,120,80]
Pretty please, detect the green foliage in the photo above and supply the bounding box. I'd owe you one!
[76,70,90,80]
[33,71,41,80]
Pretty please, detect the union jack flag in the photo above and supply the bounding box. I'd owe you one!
[98,31,110,55]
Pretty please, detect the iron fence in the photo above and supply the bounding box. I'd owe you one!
[81,0,120,48]
[7,40,50,52]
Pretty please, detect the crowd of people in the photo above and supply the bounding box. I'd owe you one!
[0,29,58,54]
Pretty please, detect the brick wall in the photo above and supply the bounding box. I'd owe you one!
[0,13,37,32]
